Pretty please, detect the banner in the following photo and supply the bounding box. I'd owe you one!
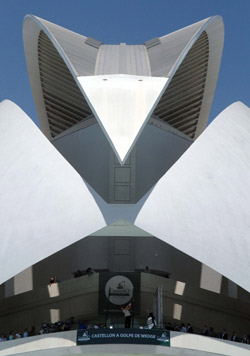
[77,328,170,347]
[98,272,140,315]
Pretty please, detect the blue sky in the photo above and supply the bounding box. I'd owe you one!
[0,0,249,127]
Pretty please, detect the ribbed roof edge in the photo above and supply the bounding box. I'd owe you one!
[147,16,224,138]
[23,15,99,138]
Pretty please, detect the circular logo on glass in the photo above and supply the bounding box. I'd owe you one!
[105,276,134,305]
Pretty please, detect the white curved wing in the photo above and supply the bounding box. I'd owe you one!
[0,100,106,285]
[135,102,250,292]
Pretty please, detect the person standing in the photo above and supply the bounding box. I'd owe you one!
[187,323,193,333]
[231,332,238,342]
[201,325,209,336]
[181,323,187,332]
[121,303,132,328]
[221,329,228,340]
[147,312,156,329]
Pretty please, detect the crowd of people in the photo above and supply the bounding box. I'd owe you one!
[1,318,250,344]
[0,317,109,342]
[73,267,96,278]
[165,322,250,344]
[49,267,96,284]
[0,318,75,342]
[0,272,249,345]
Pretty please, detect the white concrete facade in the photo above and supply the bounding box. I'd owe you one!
[1,16,250,354]
[0,100,106,285]
[77,74,168,163]
[1,100,250,292]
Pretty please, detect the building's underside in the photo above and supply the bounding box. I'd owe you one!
[1,14,250,353]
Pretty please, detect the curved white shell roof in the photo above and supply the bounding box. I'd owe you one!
[1,99,250,293]
[135,101,250,292]
[23,15,224,163]
[5,14,250,297]
[0,100,105,285]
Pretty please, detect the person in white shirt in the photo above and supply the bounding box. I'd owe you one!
[15,331,22,339]
[121,303,132,328]
[147,312,156,329]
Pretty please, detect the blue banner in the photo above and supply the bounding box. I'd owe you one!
[77,328,170,346]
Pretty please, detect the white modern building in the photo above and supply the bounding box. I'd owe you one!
[0,14,250,355]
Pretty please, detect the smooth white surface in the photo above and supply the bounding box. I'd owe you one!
[2,101,250,294]
[0,100,106,285]
[77,74,168,164]
[135,102,250,292]
[171,331,250,356]
[0,331,75,356]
